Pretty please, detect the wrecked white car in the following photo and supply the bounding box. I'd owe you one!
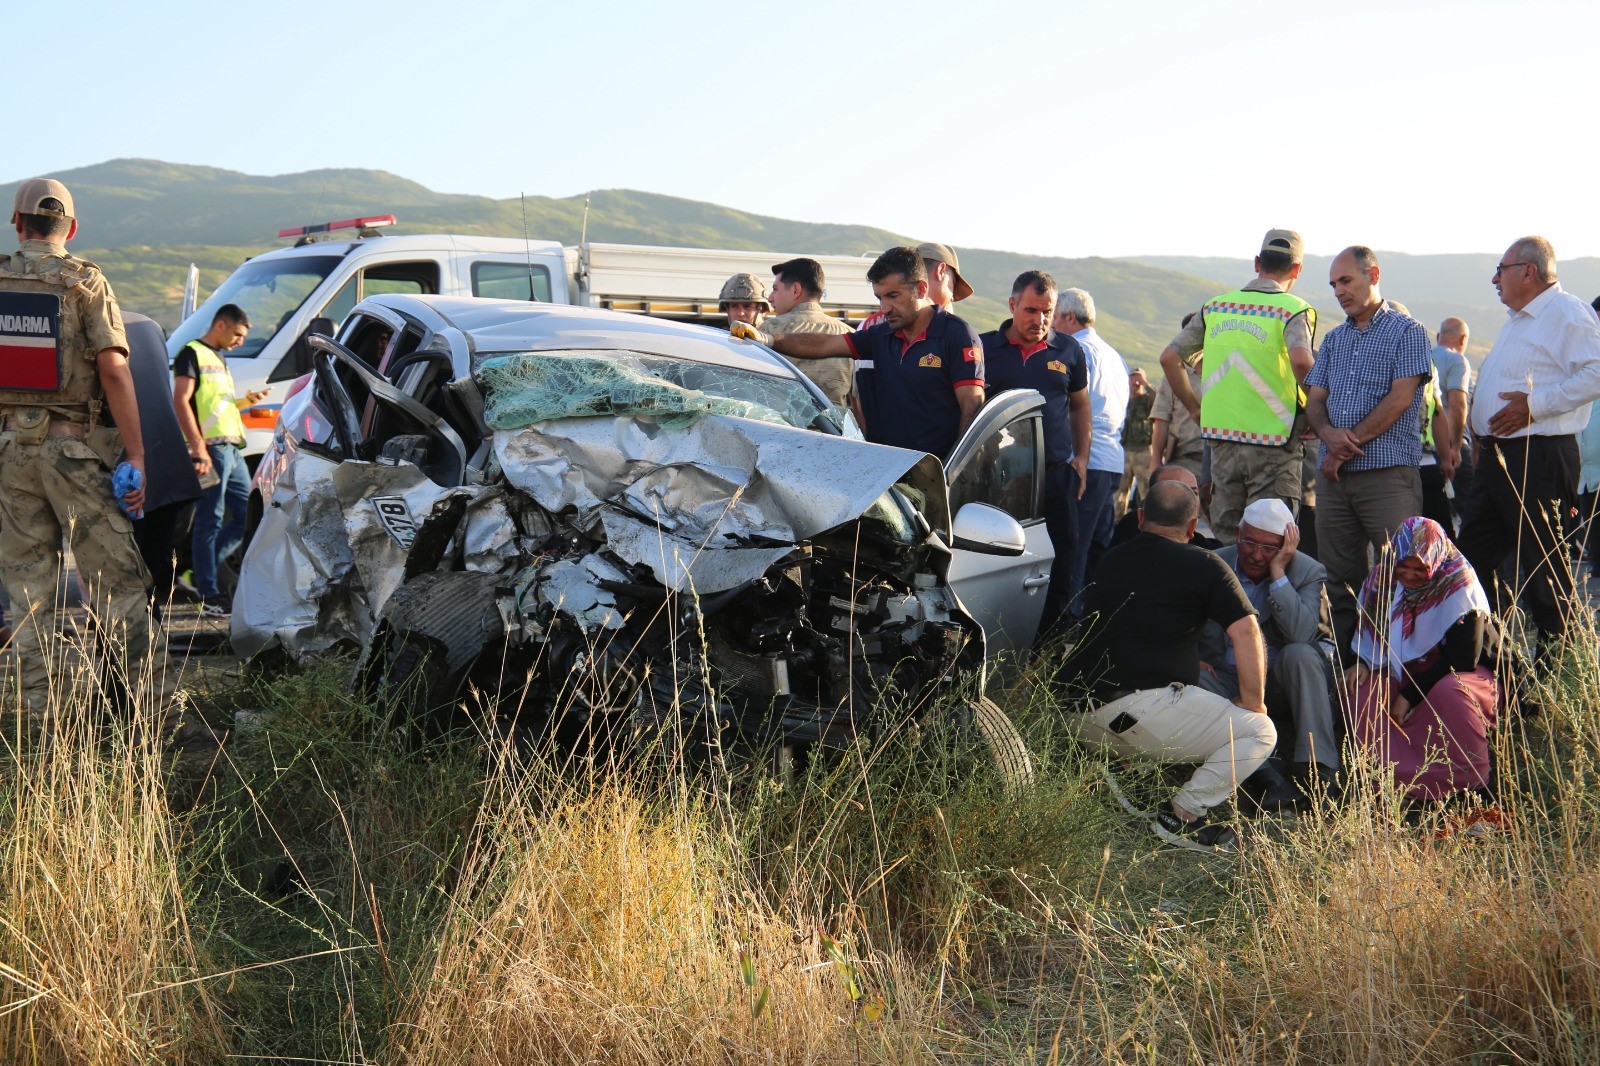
[236,297,1056,775]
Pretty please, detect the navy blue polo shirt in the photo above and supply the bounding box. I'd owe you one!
[981,323,1088,464]
[845,307,985,457]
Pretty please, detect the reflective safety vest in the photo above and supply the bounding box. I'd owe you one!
[1421,370,1440,451]
[1197,288,1315,446]
[184,340,246,443]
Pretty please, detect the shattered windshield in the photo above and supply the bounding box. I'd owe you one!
[474,349,831,431]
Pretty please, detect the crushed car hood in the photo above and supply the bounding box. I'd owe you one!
[235,412,949,662]
[495,413,947,591]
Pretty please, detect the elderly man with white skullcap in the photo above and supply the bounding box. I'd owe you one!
[1197,498,1340,809]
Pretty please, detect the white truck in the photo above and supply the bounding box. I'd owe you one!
[165,215,880,457]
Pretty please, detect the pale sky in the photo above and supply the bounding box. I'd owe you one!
[10,0,1599,260]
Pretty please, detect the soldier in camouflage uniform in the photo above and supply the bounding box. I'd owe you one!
[1114,368,1154,519]
[754,258,855,408]
[718,273,770,330]
[0,178,176,731]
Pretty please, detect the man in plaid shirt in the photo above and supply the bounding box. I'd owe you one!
[1304,246,1433,654]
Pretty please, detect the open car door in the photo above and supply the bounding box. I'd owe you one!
[943,389,1054,668]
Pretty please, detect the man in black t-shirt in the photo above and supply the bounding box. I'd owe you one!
[1063,480,1276,852]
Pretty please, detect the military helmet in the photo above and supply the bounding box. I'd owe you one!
[718,272,771,309]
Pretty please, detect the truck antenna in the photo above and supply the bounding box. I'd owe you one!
[580,192,591,247]
[521,192,536,302]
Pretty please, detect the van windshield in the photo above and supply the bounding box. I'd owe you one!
[166,254,342,362]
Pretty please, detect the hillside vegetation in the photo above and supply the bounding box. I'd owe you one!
[11,159,1575,368]
[9,159,1236,367]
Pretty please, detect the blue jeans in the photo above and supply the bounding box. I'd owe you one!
[192,442,249,600]
[1067,467,1120,617]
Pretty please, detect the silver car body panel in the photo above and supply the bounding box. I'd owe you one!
[493,412,942,594]
[236,296,1033,679]
[942,390,1056,668]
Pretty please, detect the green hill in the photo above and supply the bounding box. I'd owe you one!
[24,159,1580,373]
[7,159,1237,370]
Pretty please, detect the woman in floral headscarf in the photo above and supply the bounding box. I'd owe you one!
[1343,516,1499,801]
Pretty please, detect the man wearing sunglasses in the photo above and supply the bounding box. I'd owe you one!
[1196,498,1339,809]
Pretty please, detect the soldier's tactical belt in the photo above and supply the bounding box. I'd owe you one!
[0,291,62,392]
[0,408,85,441]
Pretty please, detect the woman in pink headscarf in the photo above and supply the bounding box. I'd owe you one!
[1343,516,1499,801]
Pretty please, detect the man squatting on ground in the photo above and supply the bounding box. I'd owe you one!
[0,178,177,730]
[1061,479,1273,852]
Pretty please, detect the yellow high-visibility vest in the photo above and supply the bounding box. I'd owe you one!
[183,340,246,443]
[1198,289,1315,446]
[1421,371,1440,450]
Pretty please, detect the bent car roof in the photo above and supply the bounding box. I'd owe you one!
[364,294,803,377]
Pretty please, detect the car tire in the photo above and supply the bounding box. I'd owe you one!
[366,627,462,743]
[970,695,1034,794]
[362,570,506,743]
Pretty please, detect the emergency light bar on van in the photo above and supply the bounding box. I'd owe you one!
[277,215,397,240]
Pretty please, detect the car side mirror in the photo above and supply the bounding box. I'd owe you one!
[950,502,1027,557]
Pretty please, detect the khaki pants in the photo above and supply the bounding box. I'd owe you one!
[1314,464,1423,654]
[1076,683,1277,814]
[1115,446,1152,520]
[1208,439,1304,546]
[0,433,175,726]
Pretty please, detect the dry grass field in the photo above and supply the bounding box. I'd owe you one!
[1,597,1597,1064]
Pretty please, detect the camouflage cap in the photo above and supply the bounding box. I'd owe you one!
[1259,228,1303,262]
[915,241,974,302]
[718,272,772,308]
[11,177,75,223]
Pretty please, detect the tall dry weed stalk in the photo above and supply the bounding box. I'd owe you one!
[0,615,227,1064]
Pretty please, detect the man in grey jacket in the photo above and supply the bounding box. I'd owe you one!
[1197,497,1339,805]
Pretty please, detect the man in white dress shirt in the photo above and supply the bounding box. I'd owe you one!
[1055,287,1130,615]
[1457,236,1600,644]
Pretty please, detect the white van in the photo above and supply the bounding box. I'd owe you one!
[165,220,878,457]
